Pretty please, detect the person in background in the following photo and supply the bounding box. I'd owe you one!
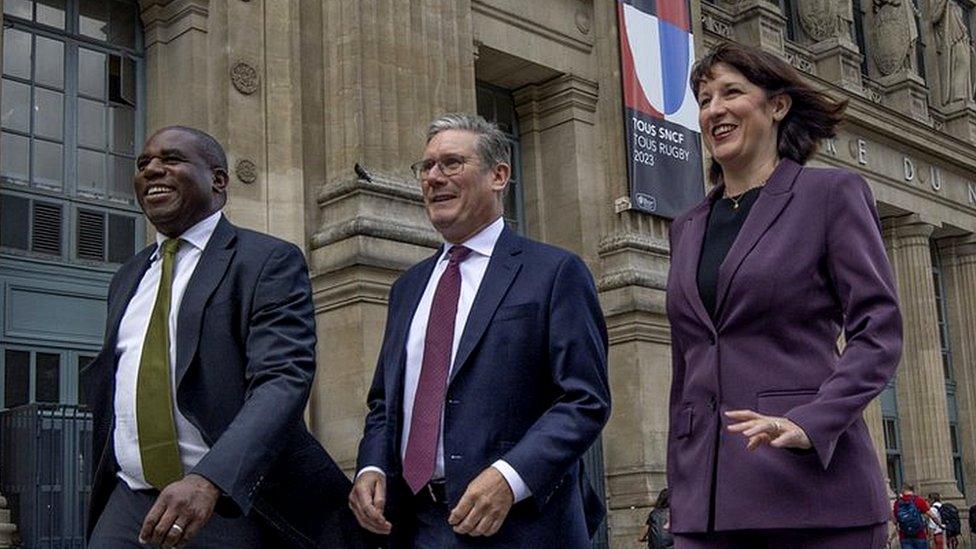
[638,488,674,549]
[926,493,945,549]
[893,484,942,549]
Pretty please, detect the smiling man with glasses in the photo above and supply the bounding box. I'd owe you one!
[350,113,611,546]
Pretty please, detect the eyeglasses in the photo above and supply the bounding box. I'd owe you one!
[409,155,473,179]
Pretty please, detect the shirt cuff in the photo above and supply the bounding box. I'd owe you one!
[356,466,386,480]
[492,460,531,503]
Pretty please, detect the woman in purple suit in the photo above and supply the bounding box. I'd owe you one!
[665,42,902,548]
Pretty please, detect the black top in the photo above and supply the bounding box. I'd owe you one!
[696,187,762,320]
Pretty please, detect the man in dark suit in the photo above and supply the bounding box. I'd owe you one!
[349,113,611,546]
[82,126,358,547]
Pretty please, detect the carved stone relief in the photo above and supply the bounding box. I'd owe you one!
[235,159,258,184]
[231,61,259,95]
[798,0,853,41]
[929,0,975,104]
[871,0,919,76]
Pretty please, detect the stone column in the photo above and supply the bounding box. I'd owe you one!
[304,0,476,470]
[514,74,601,264]
[140,0,309,244]
[592,0,701,544]
[937,234,976,500]
[882,215,963,500]
[598,213,674,548]
[728,0,787,54]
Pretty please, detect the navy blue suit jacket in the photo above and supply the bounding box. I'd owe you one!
[357,226,611,546]
[82,216,363,547]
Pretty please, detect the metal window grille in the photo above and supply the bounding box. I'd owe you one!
[0,404,92,549]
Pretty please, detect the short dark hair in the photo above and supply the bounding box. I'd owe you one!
[690,41,848,184]
[652,487,670,509]
[929,492,941,502]
[154,125,228,173]
[902,483,915,492]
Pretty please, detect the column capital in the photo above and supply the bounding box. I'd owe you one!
[514,74,599,132]
[937,233,976,259]
[882,214,936,241]
[140,0,210,48]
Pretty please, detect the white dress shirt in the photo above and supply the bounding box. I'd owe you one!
[360,216,531,503]
[113,211,222,490]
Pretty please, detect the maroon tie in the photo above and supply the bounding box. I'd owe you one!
[403,245,472,494]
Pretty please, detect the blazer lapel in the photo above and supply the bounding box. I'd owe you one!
[105,246,155,350]
[713,159,801,322]
[449,227,522,384]
[175,217,236,387]
[679,198,718,332]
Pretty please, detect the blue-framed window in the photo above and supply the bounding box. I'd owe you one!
[1,0,144,266]
[0,346,95,409]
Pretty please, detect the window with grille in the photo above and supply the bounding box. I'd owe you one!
[2,348,60,408]
[2,0,144,265]
[1,346,96,409]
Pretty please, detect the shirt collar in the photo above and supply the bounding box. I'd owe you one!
[151,210,223,261]
[439,216,505,261]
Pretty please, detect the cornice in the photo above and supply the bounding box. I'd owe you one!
[471,0,593,55]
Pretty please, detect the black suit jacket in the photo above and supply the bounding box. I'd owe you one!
[82,216,363,547]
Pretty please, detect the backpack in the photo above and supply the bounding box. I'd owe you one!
[940,502,961,537]
[896,498,925,537]
[647,508,674,549]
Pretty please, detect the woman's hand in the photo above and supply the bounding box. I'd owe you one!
[724,410,812,451]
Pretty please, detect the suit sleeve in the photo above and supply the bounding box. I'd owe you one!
[785,172,903,469]
[190,243,317,514]
[500,254,611,508]
[355,280,402,474]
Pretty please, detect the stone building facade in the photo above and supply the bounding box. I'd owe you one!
[1,0,975,547]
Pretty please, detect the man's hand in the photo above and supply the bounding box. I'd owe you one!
[448,467,514,537]
[349,471,392,535]
[725,410,812,451]
[139,473,220,547]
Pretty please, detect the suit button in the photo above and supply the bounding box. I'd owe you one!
[707,396,717,411]
[449,454,462,460]
[447,399,460,405]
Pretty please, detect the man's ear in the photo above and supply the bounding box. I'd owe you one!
[490,162,511,193]
[212,167,229,193]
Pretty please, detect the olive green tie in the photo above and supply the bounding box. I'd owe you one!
[136,238,183,489]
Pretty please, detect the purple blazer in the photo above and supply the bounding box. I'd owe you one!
[665,159,902,532]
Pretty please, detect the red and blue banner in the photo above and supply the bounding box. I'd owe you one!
[618,0,704,218]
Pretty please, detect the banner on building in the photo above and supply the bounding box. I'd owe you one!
[618,0,704,219]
